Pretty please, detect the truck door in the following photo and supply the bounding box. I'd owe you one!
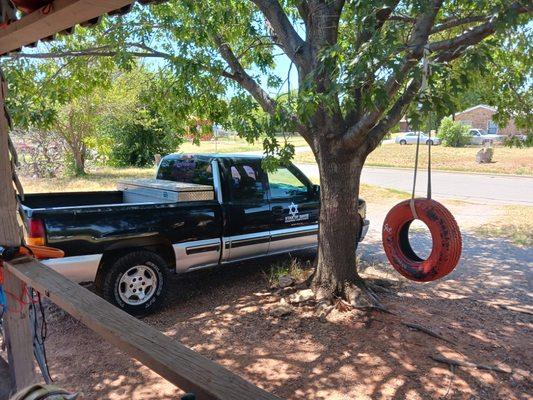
[223,159,271,261]
[267,164,319,255]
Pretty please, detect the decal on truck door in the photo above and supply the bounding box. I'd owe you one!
[285,202,309,223]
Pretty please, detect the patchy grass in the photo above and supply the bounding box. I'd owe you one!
[294,144,533,175]
[263,257,312,287]
[178,135,309,154]
[476,206,533,247]
[20,166,155,193]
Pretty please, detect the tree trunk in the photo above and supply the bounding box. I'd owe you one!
[72,145,86,176]
[312,150,366,303]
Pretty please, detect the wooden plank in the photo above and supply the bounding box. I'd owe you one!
[2,268,38,392]
[0,0,135,56]
[0,68,20,246]
[0,352,13,400]
[5,257,282,400]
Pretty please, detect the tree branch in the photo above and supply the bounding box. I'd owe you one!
[213,34,278,115]
[354,1,400,51]
[344,0,443,148]
[363,77,423,155]
[6,46,236,80]
[429,2,532,55]
[430,15,488,34]
[250,0,307,66]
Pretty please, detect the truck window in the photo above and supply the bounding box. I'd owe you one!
[230,163,266,201]
[269,167,308,199]
[157,157,213,186]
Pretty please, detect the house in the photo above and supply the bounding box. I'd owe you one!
[399,118,410,132]
[453,104,522,136]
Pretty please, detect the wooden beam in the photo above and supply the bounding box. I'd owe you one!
[2,267,38,392]
[0,0,135,56]
[5,257,282,400]
[0,69,20,246]
[0,352,12,400]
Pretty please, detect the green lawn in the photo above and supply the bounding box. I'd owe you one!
[178,135,309,154]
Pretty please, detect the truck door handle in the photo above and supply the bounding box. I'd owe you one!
[272,206,284,216]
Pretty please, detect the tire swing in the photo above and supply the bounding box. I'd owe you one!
[382,53,462,282]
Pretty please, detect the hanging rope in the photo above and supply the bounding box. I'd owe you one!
[409,46,432,218]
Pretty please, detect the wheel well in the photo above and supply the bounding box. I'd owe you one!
[94,240,175,290]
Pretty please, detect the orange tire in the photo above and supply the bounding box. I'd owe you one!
[382,198,462,282]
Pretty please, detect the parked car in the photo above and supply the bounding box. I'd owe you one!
[395,131,441,145]
[20,154,369,315]
[468,129,505,145]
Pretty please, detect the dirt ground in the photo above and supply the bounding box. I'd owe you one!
[8,199,533,400]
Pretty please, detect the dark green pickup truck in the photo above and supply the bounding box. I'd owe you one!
[20,154,369,315]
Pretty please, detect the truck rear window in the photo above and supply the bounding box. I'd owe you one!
[157,157,213,186]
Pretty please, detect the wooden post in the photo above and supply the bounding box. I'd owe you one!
[0,67,38,393]
[0,69,19,246]
[2,268,38,392]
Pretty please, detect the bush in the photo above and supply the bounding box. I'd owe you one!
[108,119,181,167]
[438,116,470,147]
[504,133,532,148]
[13,129,65,178]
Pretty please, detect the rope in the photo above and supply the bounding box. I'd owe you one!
[410,131,421,219]
[410,46,433,218]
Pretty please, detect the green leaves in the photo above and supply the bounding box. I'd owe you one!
[4,0,531,163]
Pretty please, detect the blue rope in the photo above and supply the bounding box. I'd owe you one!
[0,284,6,313]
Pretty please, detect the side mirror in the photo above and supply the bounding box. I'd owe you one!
[310,184,320,198]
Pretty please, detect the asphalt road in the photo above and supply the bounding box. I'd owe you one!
[296,164,533,206]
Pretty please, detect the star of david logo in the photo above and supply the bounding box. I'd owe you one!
[288,202,299,217]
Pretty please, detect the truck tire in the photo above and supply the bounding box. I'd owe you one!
[101,250,169,316]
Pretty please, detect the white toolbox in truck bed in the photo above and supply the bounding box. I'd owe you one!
[118,179,214,203]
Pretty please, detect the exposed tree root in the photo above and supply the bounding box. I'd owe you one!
[402,322,452,343]
[430,355,511,374]
[348,280,391,314]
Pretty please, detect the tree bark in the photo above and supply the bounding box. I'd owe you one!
[312,149,365,302]
[71,143,86,176]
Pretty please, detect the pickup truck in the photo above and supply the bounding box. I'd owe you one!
[468,129,505,145]
[20,154,369,315]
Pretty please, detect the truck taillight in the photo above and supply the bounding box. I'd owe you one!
[27,218,45,246]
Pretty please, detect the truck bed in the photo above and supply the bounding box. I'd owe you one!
[21,191,125,210]
[19,191,223,257]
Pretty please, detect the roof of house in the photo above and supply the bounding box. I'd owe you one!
[455,104,497,116]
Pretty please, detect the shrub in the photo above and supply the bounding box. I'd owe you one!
[504,133,532,148]
[108,118,181,167]
[13,129,65,178]
[438,116,470,147]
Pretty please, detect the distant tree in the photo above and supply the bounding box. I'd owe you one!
[4,57,114,175]
[6,1,533,305]
[96,69,183,167]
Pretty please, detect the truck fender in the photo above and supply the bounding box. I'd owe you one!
[94,236,175,291]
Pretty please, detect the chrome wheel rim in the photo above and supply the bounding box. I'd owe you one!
[118,265,158,306]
